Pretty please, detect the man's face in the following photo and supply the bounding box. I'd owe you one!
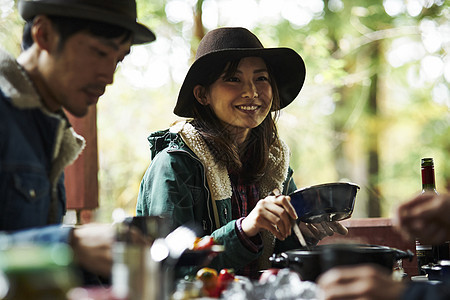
[41,30,131,117]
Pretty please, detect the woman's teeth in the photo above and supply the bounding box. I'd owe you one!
[237,105,258,111]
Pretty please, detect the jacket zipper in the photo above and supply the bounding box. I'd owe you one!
[284,169,294,195]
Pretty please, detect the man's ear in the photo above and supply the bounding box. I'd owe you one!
[193,85,209,105]
[31,15,59,52]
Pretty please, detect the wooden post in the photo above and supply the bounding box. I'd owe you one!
[64,106,99,224]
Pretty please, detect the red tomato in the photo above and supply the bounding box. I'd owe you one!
[217,268,235,294]
[218,268,235,285]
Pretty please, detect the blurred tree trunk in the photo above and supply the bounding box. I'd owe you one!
[367,41,381,217]
[323,1,361,193]
[192,0,205,57]
[323,0,383,217]
[324,6,339,169]
[322,0,350,178]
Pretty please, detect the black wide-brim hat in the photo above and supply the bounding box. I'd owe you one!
[18,0,155,44]
[174,27,306,118]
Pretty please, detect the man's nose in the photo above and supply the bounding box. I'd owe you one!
[98,59,117,85]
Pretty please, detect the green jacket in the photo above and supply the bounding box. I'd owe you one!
[136,122,303,273]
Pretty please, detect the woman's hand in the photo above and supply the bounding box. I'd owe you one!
[317,264,406,300]
[241,191,349,241]
[241,193,298,240]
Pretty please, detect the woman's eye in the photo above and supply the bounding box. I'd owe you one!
[224,76,240,82]
[257,75,269,81]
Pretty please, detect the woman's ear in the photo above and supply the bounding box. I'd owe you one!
[193,85,209,105]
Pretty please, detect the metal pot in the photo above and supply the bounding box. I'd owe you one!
[289,182,360,223]
[270,244,414,282]
[421,260,450,282]
[270,248,322,282]
[319,244,414,274]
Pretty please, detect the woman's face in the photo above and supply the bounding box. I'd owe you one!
[195,56,273,141]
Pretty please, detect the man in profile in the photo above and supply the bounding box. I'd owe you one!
[0,0,155,280]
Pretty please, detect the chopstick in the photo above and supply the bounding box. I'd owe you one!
[291,218,307,247]
[271,189,307,247]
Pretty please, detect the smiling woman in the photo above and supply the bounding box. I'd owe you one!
[135,27,351,280]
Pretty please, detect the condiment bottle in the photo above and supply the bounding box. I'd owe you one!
[415,240,433,275]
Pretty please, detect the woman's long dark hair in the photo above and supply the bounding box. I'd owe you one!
[191,57,281,183]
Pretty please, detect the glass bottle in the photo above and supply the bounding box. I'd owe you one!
[416,158,450,275]
[421,158,438,194]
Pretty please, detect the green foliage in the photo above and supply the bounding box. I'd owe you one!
[1,0,448,220]
[0,5,22,56]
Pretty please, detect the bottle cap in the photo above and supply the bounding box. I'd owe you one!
[421,158,434,167]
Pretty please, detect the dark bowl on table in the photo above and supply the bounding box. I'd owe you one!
[289,182,360,223]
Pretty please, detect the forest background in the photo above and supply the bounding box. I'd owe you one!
[1,0,449,222]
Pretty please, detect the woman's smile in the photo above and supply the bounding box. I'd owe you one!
[196,56,273,140]
[236,104,261,111]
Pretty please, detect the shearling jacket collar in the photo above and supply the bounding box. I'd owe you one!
[174,121,291,201]
[0,48,42,110]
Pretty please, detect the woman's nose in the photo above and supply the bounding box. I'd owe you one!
[242,82,258,99]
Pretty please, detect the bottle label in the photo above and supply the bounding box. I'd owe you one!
[416,245,432,251]
[421,168,435,187]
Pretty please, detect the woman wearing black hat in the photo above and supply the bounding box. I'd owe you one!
[136,27,347,278]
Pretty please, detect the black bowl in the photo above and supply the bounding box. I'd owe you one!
[289,182,360,223]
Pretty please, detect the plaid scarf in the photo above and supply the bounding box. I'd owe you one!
[230,172,262,279]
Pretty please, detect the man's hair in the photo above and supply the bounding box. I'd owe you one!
[22,15,132,51]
